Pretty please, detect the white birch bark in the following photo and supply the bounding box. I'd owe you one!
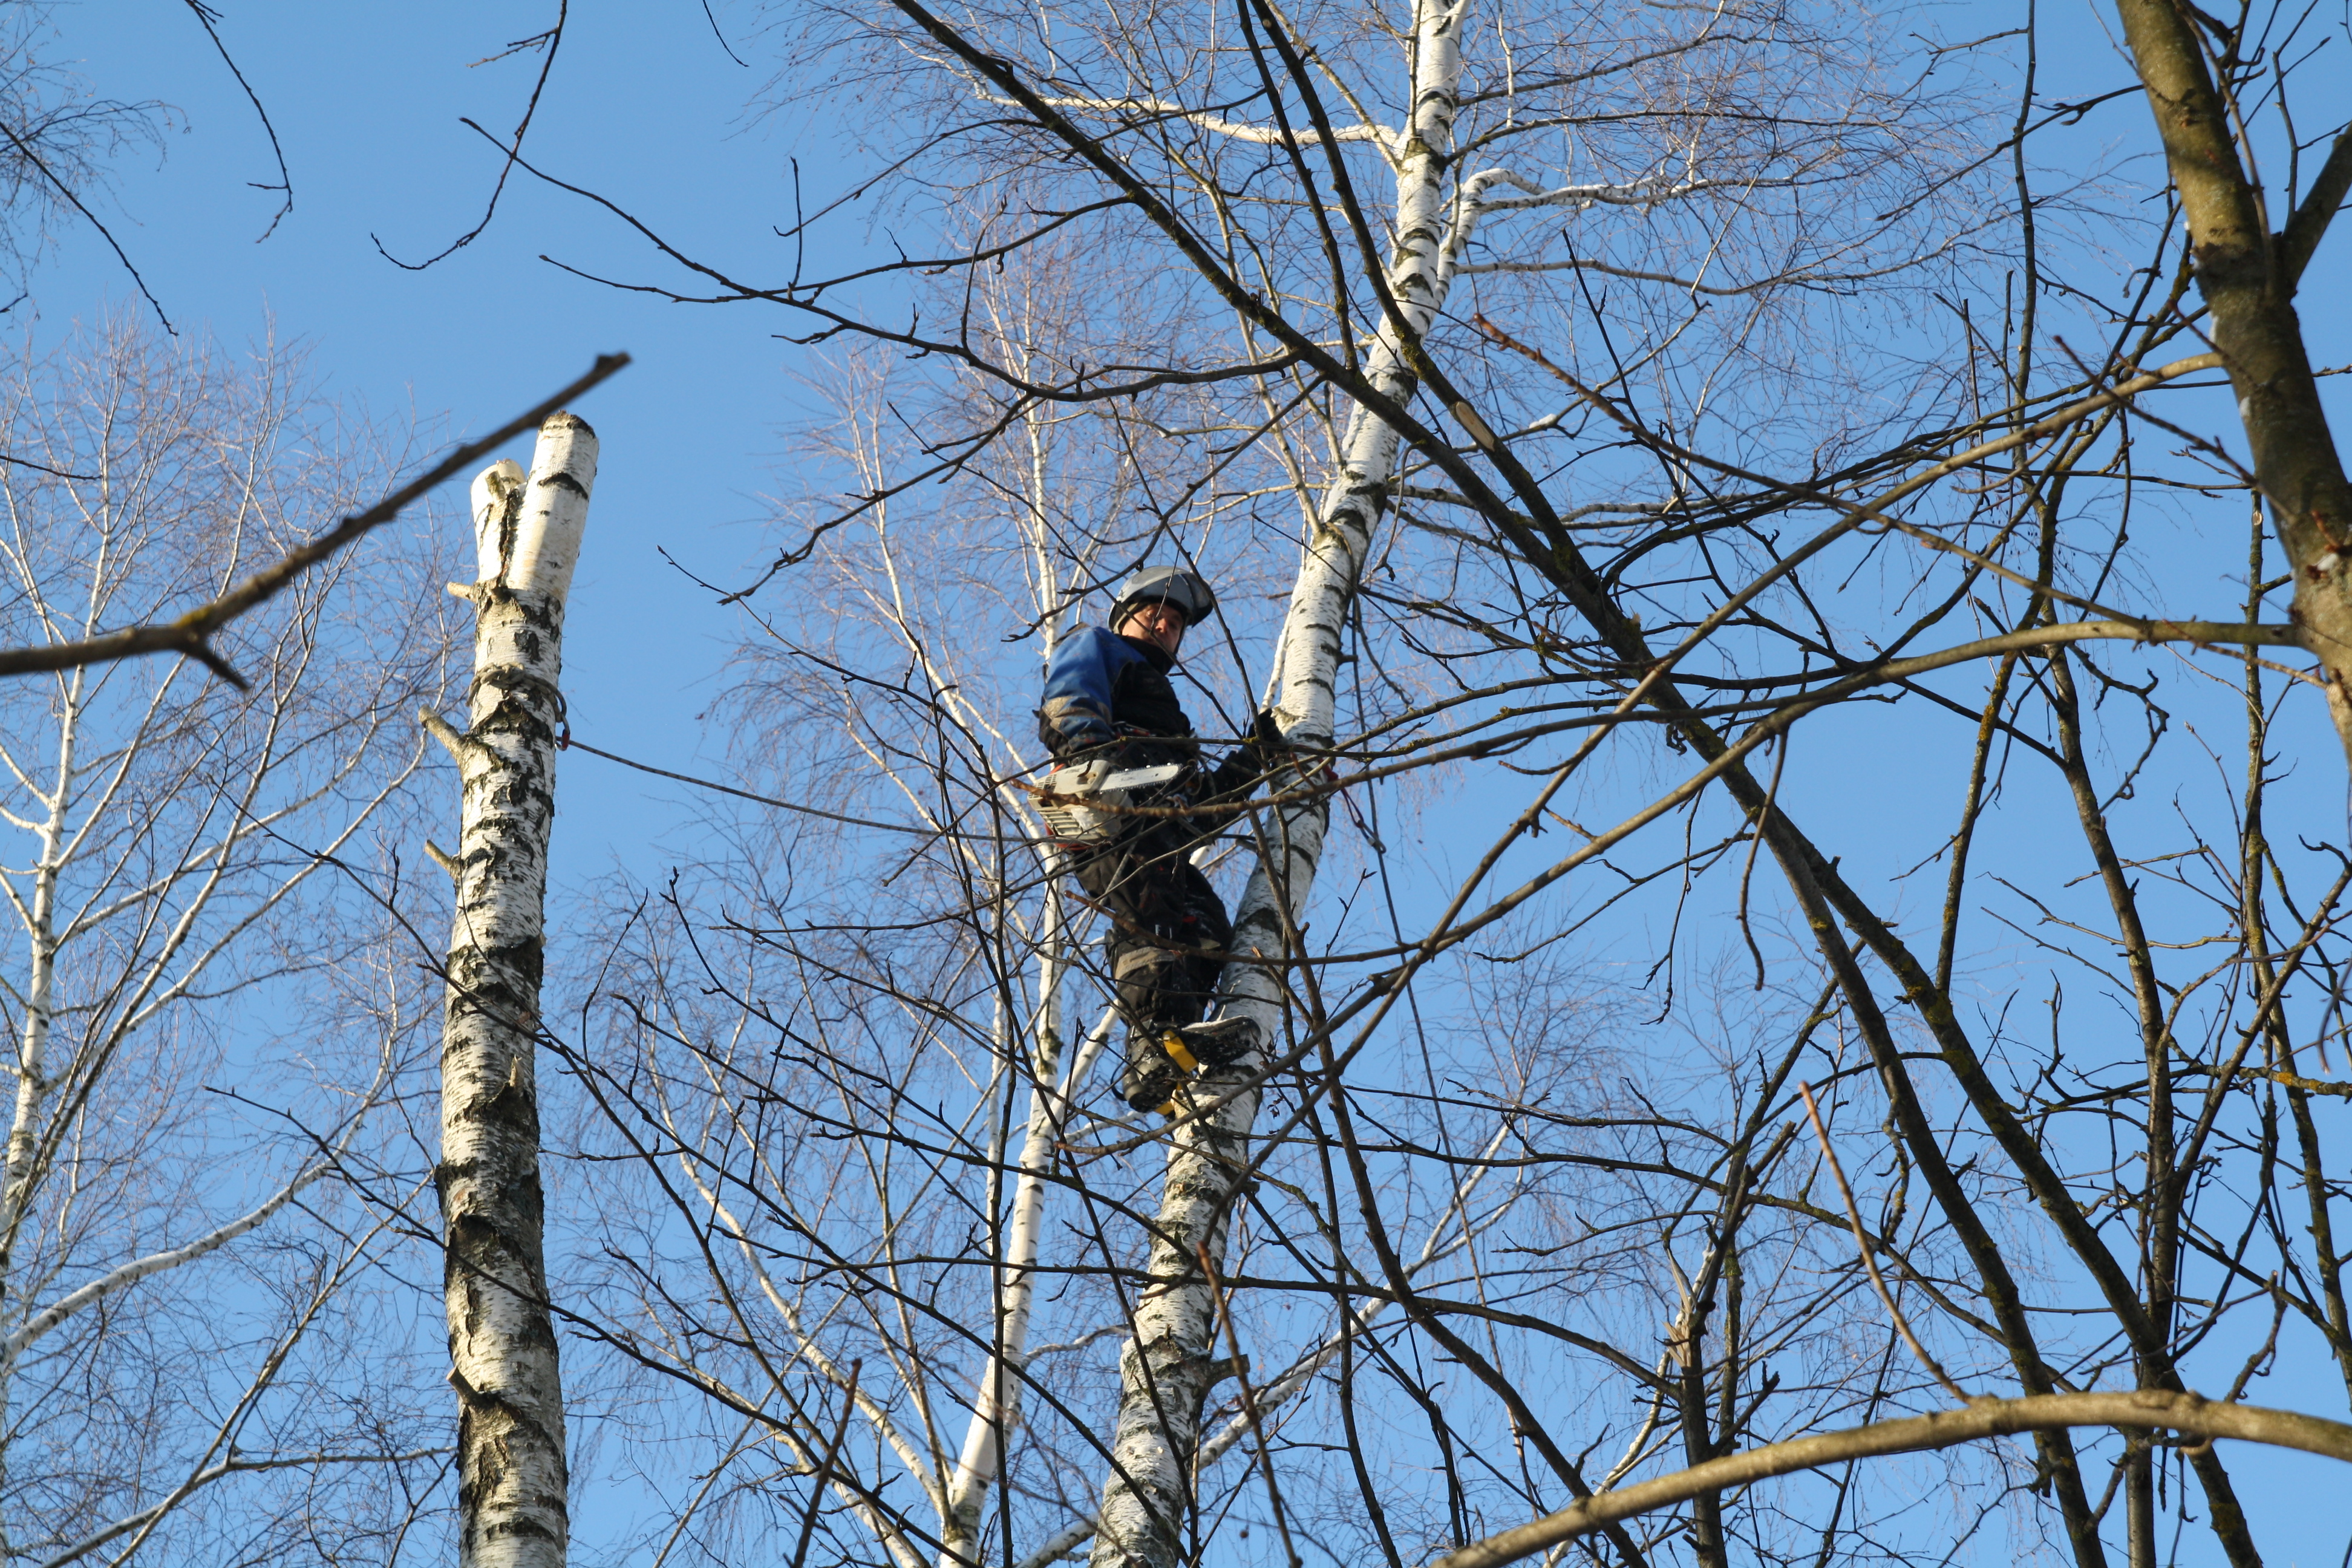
[0,662,77,1563]
[927,352,1158,1561]
[938,506,1117,1562]
[1083,7,1467,1564]
[937,997,1115,1565]
[436,415,598,1568]
[1024,1135,1514,1568]
[0,663,74,1288]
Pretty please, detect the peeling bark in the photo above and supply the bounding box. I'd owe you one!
[437,414,597,1568]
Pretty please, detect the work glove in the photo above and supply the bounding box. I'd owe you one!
[1232,710,1292,782]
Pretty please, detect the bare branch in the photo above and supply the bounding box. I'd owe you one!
[1435,1393,2352,1568]
[0,352,629,685]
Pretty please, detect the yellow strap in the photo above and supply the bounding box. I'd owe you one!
[1161,1031,1200,1073]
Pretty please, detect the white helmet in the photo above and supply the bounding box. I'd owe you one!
[1110,565,1216,627]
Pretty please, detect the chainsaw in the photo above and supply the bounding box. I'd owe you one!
[1036,757,1186,846]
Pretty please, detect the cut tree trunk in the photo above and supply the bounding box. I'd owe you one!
[435,413,598,1568]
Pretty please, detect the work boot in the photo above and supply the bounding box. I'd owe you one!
[1116,1037,1187,1115]
[1168,1015,1263,1070]
[1116,1017,1266,1116]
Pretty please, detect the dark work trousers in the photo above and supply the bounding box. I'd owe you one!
[1072,826,1233,1036]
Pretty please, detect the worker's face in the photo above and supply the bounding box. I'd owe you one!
[1118,599,1188,656]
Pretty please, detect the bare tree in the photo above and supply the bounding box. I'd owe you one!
[0,316,461,1565]
[0,5,166,315]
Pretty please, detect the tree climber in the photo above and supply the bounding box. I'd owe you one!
[1036,565,1284,1113]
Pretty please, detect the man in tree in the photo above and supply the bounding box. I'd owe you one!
[1038,566,1279,1112]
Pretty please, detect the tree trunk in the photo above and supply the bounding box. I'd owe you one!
[936,990,1115,1566]
[0,665,76,1561]
[939,557,1112,1566]
[0,665,73,1286]
[1083,10,1466,1564]
[436,413,598,1568]
[2110,0,2352,757]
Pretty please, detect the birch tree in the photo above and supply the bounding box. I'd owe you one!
[0,316,460,1564]
[430,417,600,1568]
[1082,0,1506,1550]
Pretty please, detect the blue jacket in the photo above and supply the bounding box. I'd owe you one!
[1037,628,1258,834]
[1037,626,1193,759]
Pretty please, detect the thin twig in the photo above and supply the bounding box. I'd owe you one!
[1198,1243,1304,1568]
[374,1,570,269]
[180,0,293,241]
[1797,1083,1975,1403]
[561,734,929,835]
[0,116,171,333]
[789,1361,861,1568]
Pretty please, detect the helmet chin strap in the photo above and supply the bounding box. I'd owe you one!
[1117,603,1187,656]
